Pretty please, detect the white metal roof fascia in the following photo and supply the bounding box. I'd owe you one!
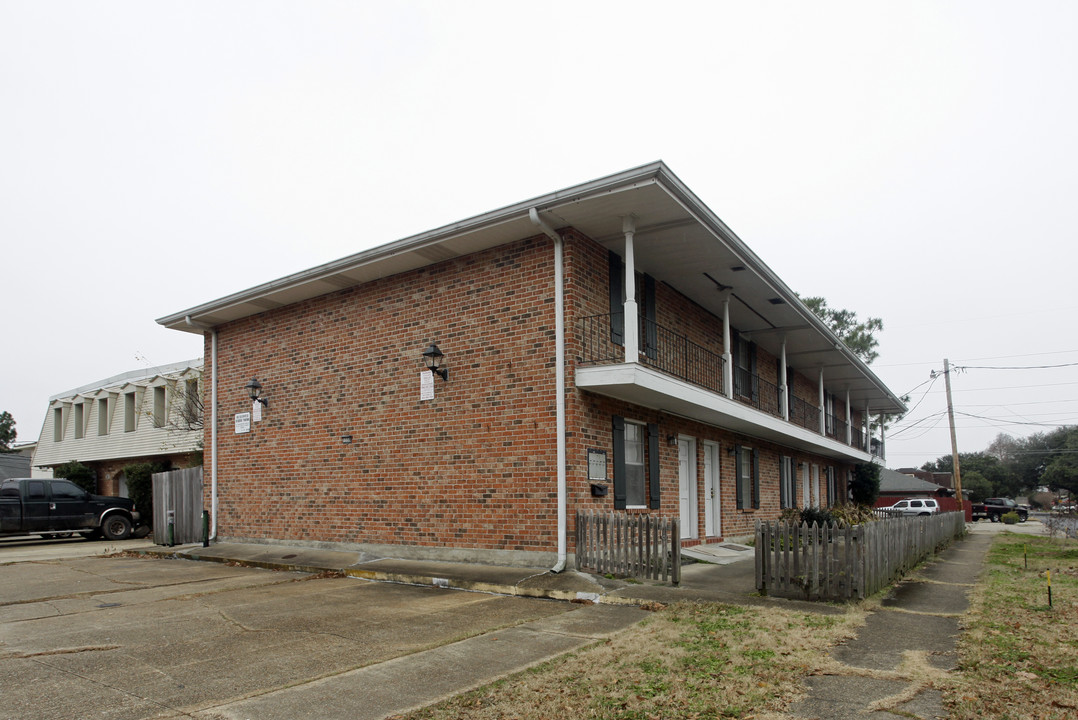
[48,358,203,402]
[156,162,669,333]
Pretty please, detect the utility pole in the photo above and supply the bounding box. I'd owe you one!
[943,358,964,509]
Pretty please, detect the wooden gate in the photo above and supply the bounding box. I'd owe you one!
[152,467,204,545]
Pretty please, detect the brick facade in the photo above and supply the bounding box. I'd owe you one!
[203,227,857,563]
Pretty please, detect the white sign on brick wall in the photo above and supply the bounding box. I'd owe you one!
[235,412,251,434]
[420,370,434,401]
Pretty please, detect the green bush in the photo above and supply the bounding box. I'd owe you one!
[799,507,836,528]
[830,503,877,526]
[1001,511,1020,525]
[52,461,96,493]
[122,461,169,528]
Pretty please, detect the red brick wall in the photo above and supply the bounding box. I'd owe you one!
[206,235,562,554]
[204,228,857,558]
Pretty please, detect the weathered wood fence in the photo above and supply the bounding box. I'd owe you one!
[152,467,204,545]
[576,510,681,585]
[755,511,965,601]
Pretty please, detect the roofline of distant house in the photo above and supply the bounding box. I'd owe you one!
[49,358,203,402]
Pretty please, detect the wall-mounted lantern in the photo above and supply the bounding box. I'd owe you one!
[245,378,268,407]
[422,343,448,381]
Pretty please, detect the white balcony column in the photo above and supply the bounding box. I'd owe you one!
[845,390,852,445]
[622,215,639,364]
[865,402,871,451]
[818,369,826,435]
[722,294,733,399]
[879,414,886,461]
[779,337,789,421]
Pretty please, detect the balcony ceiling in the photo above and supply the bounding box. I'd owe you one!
[158,161,905,415]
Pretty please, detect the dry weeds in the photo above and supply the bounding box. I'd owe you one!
[944,533,1078,720]
[394,601,863,720]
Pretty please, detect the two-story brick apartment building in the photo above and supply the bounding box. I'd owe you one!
[158,162,905,569]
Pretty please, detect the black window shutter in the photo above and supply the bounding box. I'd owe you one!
[752,450,761,509]
[734,444,744,509]
[643,274,657,359]
[733,334,741,396]
[749,341,759,402]
[608,252,624,345]
[779,457,788,509]
[647,423,660,509]
[612,416,626,509]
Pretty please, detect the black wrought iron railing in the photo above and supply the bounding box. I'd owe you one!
[789,395,820,433]
[578,313,882,453]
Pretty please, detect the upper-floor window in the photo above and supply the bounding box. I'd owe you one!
[98,398,109,435]
[53,408,63,442]
[74,404,84,439]
[185,379,199,419]
[153,386,166,428]
[124,392,136,432]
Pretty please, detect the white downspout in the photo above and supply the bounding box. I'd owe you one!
[529,208,567,573]
[779,337,789,421]
[186,316,218,541]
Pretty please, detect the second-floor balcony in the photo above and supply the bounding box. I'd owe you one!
[577,313,878,462]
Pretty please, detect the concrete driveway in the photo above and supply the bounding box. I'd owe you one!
[0,544,643,720]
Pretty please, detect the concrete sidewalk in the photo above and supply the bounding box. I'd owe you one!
[136,537,836,614]
[134,524,1010,719]
[788,525,997,719]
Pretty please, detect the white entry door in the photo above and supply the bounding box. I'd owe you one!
[678,437,698,539]
[703,442,721,537]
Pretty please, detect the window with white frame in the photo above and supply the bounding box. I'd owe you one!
[612,416,659,510]
[780,456,796,509]
[735,445,759,509]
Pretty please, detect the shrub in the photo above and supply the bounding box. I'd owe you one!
[1001,511,1020,525]
[799,507,836,528]
[52,461,96,493]
[830,503,877,526]
[122,461,169,528]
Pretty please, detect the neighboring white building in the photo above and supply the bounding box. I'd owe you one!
[32,359,203,496]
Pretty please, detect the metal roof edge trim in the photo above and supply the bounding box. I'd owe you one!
[156,161,669,331]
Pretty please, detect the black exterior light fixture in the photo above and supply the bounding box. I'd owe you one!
[245,378,268,406]
[422,343,448,381]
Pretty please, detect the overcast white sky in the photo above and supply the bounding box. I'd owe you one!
[3,1,1076,470]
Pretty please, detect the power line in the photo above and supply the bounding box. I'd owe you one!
[875,349,1078,368]
[954,362,1078,371]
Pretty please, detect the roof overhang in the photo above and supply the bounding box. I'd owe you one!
[157,161,905,415]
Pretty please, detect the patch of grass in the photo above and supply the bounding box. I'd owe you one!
[945,533,1078,718]
[394,601,862,720]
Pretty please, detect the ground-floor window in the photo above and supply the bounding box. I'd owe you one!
[780,456,796,509]
[612,416,659,510]
[735,445,759,509]
[825,466,836,506]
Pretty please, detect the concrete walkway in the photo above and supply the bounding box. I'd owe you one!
[788,525,998,719]
[134,522,1024,719]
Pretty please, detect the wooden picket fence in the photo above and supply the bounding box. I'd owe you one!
[575,510,681,585]
[755,511,965,601]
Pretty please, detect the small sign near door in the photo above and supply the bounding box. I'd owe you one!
[587,449,607,480]
[234,412,251,434]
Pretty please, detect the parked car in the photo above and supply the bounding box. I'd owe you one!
[884,498,940,516]
[971,497,1028,523]
[0,478,140,540]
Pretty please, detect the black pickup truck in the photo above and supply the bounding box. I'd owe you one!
[0,478,140,540]
[971,497,1029,523]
